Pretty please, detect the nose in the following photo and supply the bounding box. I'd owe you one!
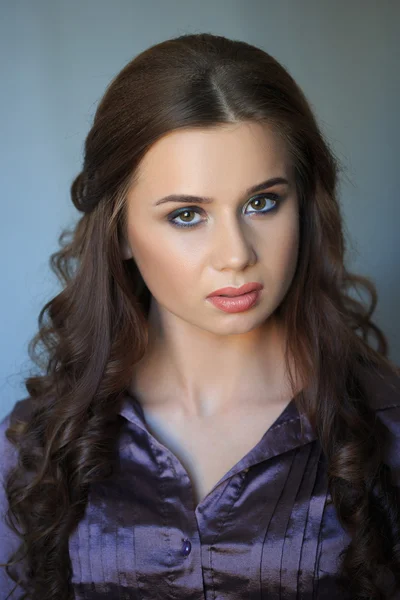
[211,214,257,270]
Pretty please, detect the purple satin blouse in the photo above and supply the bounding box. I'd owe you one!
[1,366,400,599]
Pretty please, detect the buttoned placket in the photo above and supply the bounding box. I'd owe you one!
[117,392,318,598]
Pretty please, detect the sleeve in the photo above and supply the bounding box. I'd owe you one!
[376,405,400,489]
[362,361,400,489]
[0,412,26,599]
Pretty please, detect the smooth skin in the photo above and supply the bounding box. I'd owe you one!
[120,121,302,504]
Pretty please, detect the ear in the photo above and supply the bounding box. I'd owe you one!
[119,235,133,260]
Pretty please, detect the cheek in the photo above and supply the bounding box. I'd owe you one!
[280,228,300,289]
[280,226,299,267]
[127,228,197,296]
[262,219,299,281]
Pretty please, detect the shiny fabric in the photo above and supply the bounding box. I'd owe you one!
[1,366,400,599]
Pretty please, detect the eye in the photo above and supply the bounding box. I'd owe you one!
[247,194,279,215]
[167,193,281,229]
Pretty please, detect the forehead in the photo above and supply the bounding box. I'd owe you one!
[132,121,292,195]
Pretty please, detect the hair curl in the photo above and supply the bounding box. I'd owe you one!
[2,32,400,599]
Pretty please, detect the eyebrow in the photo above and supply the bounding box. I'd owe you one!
[153,176,289,206]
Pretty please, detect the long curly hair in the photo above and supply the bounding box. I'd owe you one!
[2,32,400,599]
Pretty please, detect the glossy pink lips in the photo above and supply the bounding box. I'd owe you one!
[207,290,261,313]
[207,282,263,298]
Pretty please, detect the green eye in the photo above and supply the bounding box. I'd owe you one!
[248,196,268,210]
[167,193,281,229]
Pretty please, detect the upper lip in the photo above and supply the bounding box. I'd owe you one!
[207,282,263,298]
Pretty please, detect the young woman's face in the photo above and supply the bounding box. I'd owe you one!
[122,121,299,335]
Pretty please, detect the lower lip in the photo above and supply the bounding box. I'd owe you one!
[206,290,262,313]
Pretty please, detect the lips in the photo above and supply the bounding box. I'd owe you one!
[207,282,263,298]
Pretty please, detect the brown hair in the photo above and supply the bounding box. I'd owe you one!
[2,32,400,599]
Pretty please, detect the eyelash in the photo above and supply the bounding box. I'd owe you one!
[166,193,282,229]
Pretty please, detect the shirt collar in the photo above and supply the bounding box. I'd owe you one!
[118,390,319,463]
[118,363,400,478]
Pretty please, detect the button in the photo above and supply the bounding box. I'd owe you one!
[181,539,192,556]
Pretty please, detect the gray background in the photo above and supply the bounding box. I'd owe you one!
[1,0,399,421]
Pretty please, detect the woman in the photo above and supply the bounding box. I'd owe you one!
[1,32,399,600]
